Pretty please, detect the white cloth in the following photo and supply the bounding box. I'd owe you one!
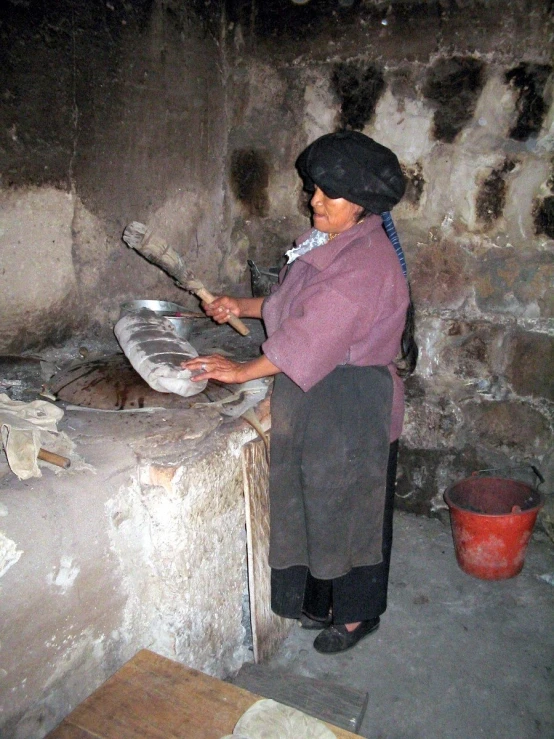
[285,229,328,263]
[0,394,64,480]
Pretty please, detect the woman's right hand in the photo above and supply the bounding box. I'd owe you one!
[202,296,241,324]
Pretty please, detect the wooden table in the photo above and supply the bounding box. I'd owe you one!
[46,649,362,738]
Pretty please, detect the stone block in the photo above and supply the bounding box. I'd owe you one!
[505,330,554,401]
[403,391,463,450]
[410,240,473,310]
[536,446,554,540]
[504,158,551,246]
[396,446,485,515]
[396,448,445,515]
[396,443,531,516]
[436,319,507,380]
[462,400,551,456]
[413,316,510,391]
[475,249,554,319]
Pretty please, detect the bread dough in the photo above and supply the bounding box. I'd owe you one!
[230,698,337,738]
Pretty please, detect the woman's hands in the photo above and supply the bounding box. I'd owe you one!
[183,354,247,384]
[182,354,281,384]
[185,295,277,383]
[201,296,265,323]
[203,296,242,324]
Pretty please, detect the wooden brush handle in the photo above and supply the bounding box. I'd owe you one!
[124,222,250,337]
[38,448,71,469]
[195,288,250,336]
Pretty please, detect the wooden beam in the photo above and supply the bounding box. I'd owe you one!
[241,437,292,663]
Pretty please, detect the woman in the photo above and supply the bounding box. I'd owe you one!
[183,130,417,654]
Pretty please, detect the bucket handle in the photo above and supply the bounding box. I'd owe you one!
[472,465,545,490]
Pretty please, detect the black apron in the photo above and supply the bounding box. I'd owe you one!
[268,364,393,580]
[271,440,399,623]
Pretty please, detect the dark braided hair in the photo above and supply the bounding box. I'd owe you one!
[355,208,418,377]
[397,282,418,377]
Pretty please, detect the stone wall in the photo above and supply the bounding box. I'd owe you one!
[221,0,553,523]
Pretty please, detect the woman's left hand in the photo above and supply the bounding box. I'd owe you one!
[182,354,246,384]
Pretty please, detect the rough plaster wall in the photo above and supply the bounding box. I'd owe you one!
[0,443,133,739]
[222,0,554,520]
[225,57,311,285]
[108,443,251,679]
[0,0,228,352]
[0,189,80,349]
[0,422,255,738]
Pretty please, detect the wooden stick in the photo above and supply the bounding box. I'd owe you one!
[38,448,71,469]
[193,287,250,337]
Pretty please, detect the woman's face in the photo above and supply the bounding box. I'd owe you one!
[310,186,363,234]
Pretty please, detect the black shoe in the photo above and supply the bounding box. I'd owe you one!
[313,618,380,653]
[299,611,333,630]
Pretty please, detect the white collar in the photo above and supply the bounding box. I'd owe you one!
[285,229,329,264]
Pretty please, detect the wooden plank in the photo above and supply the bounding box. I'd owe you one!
[46,650,362,739]
[46,727,97,739]
[241,437,292,663]
[56,652,242,738]
[230,662,369,734]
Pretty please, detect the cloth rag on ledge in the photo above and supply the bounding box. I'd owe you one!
[220,698,337,739]
[0,393,64,480]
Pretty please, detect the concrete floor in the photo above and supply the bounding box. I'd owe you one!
[264,512,554,739]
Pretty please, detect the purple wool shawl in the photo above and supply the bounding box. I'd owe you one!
[262,215,409,441]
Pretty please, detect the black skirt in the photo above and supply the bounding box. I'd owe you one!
[268,364,393,588]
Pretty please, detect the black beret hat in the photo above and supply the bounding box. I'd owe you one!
[295,130,406,213]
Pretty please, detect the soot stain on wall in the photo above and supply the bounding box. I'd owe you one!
[296,188,313,220]
[422,56,485,143]
[505,63,552,141]
[476,159,516,227]
[534,196,554,239]
[165,0,222,34]
[0,0,155,188]
[5,291,82,354]
[533,159,554,238]
[230,149,270,217]
[402,162,425,207]
[331,63,386,131]
[225,0,361,42]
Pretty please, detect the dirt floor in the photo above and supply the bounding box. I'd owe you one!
[263,512,554,738]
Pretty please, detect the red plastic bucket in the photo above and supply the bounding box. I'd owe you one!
[444,476,544,580]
